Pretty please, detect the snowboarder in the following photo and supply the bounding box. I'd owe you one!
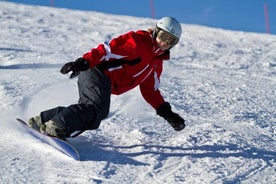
[28,17,186,139]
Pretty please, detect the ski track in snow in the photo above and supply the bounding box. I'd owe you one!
[0,2,275,184]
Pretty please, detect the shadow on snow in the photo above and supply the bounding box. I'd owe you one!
[0,63,62,69]
[69,136,275,166]
[69,137,275,182]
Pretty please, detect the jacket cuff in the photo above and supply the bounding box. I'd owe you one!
[156,102,172,119]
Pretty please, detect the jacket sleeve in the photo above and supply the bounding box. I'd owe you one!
[139,63,165,109]
[82,31,138,68]
[82,44,108,68]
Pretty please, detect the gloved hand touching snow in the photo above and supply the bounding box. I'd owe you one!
[156,102,185,131]
[60,57,89,78]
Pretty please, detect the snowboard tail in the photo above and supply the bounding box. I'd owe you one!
[16,118,80,161]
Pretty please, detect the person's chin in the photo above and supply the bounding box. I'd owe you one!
[158,44,168,51]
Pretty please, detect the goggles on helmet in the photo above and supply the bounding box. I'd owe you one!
[156,29,179,46]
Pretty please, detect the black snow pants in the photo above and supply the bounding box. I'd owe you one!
[39,67,111,137]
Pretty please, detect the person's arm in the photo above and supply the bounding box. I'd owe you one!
[60,31,138,78]
[140,67,185,131]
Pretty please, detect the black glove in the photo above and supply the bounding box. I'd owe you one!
[60,57,89,78]
[156,102,185,131]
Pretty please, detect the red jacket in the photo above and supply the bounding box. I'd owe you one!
[83,30,170,109]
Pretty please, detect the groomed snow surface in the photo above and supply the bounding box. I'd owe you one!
[0,2,275,184]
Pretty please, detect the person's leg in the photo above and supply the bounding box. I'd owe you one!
[28,106,66,130]
[40,106,66,122]
[77,68,111,128]
[43,68,111,137]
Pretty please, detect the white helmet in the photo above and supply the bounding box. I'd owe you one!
[156,17,182,40]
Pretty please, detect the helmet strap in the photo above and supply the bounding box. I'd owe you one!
[152,27,160,39]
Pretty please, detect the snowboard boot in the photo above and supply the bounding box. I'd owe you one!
[40,120,67,139]
[27,116,43,131]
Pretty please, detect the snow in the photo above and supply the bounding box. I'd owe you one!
[0,1,275,183]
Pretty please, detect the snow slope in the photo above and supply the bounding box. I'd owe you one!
[0,2,275,183]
